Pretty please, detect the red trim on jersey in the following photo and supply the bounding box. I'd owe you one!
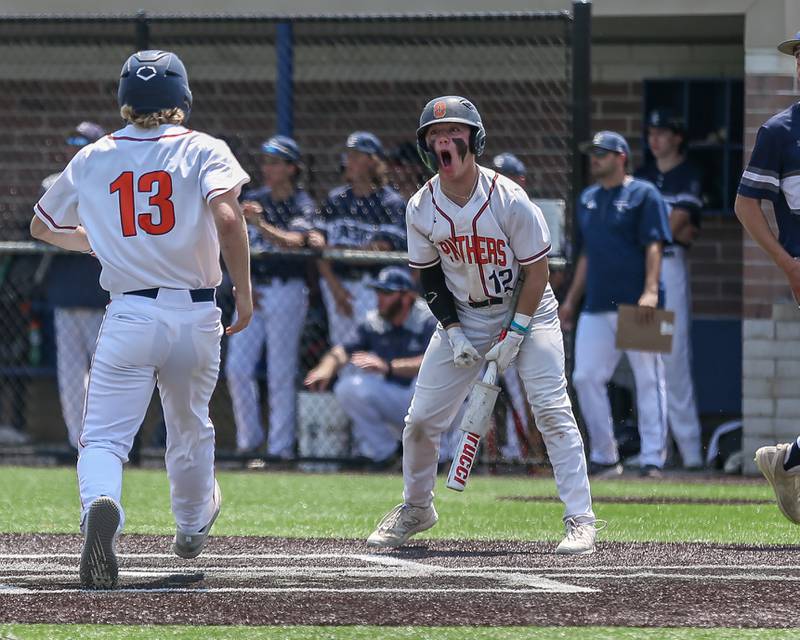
[36,204,77,230]
[408,257,441,268]
[110,130,193,142]
[518,244,551,265]
[471,172,499,298]
[427,180,456,239]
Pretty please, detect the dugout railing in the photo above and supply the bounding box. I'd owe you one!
[0,8,589,470]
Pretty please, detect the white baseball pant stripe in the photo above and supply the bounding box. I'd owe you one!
[225,279,308,454]
[77,289,222,534]
[572,311,668,468]
[319,275,377,347]
[501,362,529,460]
[54,307,105,449]
[403,302,594,521]
[662,247,703,467]
[334,372,413,462]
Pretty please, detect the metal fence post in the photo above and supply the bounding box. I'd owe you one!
[276,21,294,137]
[136,10,150,51]
[570,0,591,258]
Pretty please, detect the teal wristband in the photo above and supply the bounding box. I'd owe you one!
[509,320,529,334]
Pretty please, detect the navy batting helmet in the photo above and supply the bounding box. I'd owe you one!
[118,50,193,121]
[416,96,486,173]
[492,152,526,178]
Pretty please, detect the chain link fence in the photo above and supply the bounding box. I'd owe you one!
[0,12,580,470]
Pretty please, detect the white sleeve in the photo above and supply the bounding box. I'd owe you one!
[34,156,81,233]
[200,138,250,203]
[504,193,551,265]
[405,198,440,269]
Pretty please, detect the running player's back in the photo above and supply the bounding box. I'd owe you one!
[37,123,242,293]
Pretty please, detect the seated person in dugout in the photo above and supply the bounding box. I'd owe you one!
[303,266,437,468]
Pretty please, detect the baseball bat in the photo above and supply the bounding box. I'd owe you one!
[446,275,525,492]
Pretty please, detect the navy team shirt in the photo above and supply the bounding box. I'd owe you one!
[635,160,704,243]
[316,185,407,277]
[342,301,436,387]
[576,177,672,312]
[242,186,316,282]
[738,102,800,258]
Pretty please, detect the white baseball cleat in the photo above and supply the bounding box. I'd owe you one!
[555,518,603,555]
[755,444,800,525]
[366,503,438,548]
[173,479,222,559]
[79,496,121,589]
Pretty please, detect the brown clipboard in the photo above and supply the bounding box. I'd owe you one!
[615,304,675,354]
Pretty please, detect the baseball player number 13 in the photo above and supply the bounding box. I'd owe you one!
[110,170,176,237]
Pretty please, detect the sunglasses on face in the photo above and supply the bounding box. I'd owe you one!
[590,148,615,158]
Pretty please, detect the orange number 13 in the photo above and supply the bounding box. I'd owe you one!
[110,170,175,237]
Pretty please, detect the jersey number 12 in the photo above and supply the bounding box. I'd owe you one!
[110,171,175,237]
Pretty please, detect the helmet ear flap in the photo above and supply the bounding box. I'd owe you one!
[470,126,487,157]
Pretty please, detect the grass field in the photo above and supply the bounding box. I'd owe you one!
[0,465,795,639]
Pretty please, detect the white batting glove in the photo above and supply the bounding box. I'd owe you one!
[445,326,482,368]
[485,330,525,373]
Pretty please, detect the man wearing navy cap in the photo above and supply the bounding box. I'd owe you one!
[304,265,438,467]
[310,131,407,349]
[40,121,109,451]
[492,152,527,189]
[225,134,316,459]
[560,131,672,478]
[738,31,800,523]
[635,109,705,470]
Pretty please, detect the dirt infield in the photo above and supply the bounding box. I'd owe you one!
[2,534,799,628]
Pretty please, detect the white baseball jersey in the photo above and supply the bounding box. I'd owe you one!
[34,123,249,293]
[406,167,555,311]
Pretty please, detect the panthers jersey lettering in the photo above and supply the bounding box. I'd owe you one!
[406,167,552,305]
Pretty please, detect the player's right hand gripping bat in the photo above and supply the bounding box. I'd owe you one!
[446,277,524,492]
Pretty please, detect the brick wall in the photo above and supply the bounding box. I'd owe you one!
[591,79,743,318]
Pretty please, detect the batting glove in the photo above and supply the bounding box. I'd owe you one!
[445,326,482,368]
[485,330,525,373]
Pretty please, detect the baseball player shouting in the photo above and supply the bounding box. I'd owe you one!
[31,50,252,588]
[367,96,598,554]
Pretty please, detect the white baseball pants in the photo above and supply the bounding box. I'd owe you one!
[402,301,594,522]
[77,289,222,534]
[662,247,703,467]
[54,307,104,449]
[334,371,412,462]
[319,275,377,347]
[572,311,668,468]
[225,279,308,455]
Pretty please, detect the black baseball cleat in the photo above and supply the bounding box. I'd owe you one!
[79,496,121,589]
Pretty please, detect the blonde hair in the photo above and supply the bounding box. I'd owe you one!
[120,105,185,129]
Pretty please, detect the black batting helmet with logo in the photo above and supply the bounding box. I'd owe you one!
[118,50,193,122]
[416,95,486,172]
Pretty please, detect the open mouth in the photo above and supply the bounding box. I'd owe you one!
[439,150,452,168]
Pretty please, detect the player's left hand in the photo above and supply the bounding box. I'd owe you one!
[485,330,525,373]
[351,351,388,374]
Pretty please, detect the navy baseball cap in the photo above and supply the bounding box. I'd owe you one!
[261,135,302,164]
[370,266,415,292]
[580,131,630,157]
[647,108,685,134]
[66,121,105,147]
[492,152,526,178]
[346,131,385,158]
[778,31,800,55]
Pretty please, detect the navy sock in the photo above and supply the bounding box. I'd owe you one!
[783,441,800,471]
